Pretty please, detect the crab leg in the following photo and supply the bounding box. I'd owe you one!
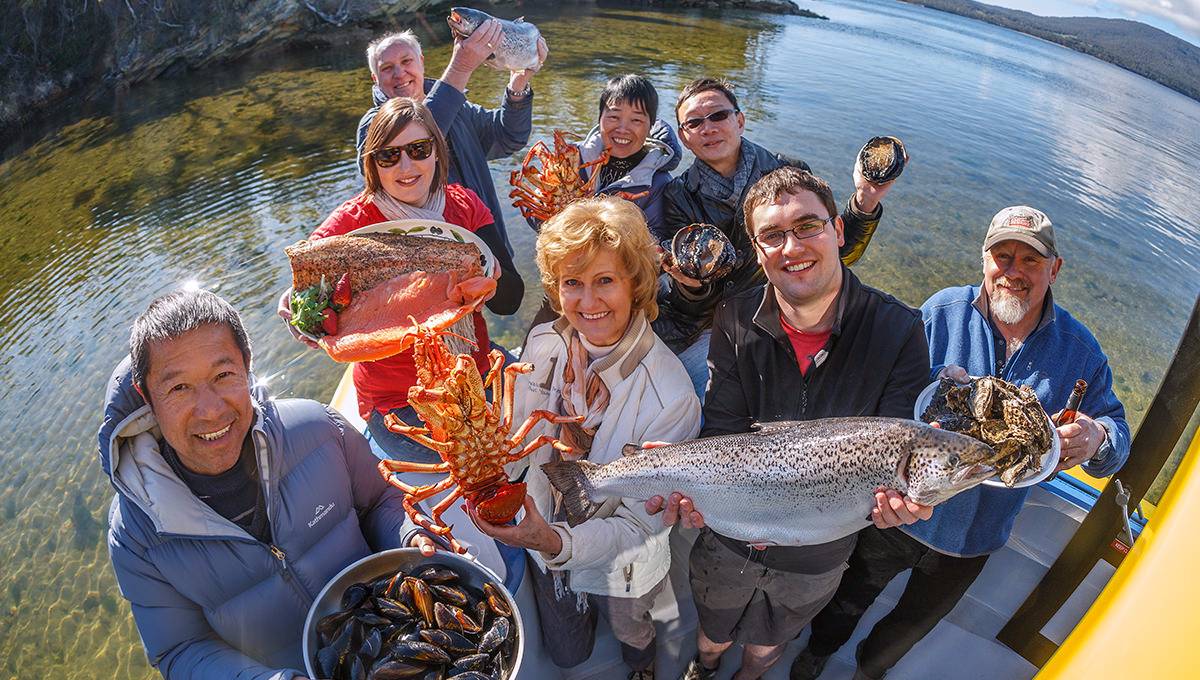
[378,459,451,476]
[506,434,573,463]
[500,362,535,429]
[403,475,458,536]
[507,409,584,449]
[384,419,458,453]
[429,484,466,529]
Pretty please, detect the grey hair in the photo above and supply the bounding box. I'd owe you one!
[366,30,423,79]
[129,289,252,397]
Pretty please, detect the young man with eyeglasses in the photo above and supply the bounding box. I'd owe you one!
[646,167,931,680]
[654,77,899,398]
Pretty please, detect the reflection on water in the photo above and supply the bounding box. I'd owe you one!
[0,1,1197,676]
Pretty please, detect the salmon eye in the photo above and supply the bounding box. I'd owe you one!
[948,454,960,466]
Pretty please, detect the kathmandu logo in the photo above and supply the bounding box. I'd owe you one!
[308,502,335,528]
[1006,215,1036,229]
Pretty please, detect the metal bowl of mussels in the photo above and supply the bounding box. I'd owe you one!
[303,548,523,680]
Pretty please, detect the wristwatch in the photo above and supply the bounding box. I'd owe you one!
[507,83,532,99]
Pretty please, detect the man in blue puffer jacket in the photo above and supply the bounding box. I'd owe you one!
[100,289,435,680]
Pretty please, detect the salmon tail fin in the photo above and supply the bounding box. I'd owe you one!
[540,460,601,527]
[621,442,645,457]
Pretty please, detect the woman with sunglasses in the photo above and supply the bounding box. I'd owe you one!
[297,96,523,463]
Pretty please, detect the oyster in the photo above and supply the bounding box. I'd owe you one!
[662,223,738,283]
[858,136,908,184]
[921,376,1054,486]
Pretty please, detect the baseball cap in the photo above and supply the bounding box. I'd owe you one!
[982,206,1058,258]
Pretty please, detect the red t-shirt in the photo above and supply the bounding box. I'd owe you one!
[779,313,832,377]
[310,184,495,420]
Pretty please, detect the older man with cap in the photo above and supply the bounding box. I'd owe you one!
[792,206,1131,680]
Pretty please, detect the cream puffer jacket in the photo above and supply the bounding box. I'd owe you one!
[508,314,701,598]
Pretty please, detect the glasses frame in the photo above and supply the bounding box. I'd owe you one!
[752,215,836,250]
[680,107,740,132]
[369,138,436,167]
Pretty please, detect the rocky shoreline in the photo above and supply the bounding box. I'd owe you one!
[0,0,817,139]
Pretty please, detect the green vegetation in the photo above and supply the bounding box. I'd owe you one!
[905,0,1200,102]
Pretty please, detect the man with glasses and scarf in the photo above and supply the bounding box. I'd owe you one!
[646,167,932,680]
[654,77,898,398]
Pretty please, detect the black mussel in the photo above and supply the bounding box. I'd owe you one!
[420,628,476,655]
[434,601,481,634]
[404,577,437,626]
[858,135,907,184]
[370,576,393,597]
[355,610,392,627]
[472,600,492,629]
[384,570,407,599]
[431,584,470,608]
[340,653,367,680]
[331,617,362,656]
[316,644,341,678]
[415,565,460,584]
[342,582,371,610]
[477,617,510,655]
[318,609,355,644]
[368,660,427,680]
[360,627,383,661]
[421,667,446,680]
[389,640,453,665]
[449,653,492,674]
[482,583,513,618]
[663,223,738,283]
[398,621,425,643]
[376,597,415,620]
[446,672,495,680]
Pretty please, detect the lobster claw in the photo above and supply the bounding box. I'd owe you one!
[469,482,528,524]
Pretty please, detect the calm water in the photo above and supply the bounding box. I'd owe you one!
[1,1,1197,676]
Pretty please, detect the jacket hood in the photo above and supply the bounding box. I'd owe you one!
[98,356,276,538]
[578,119,681,191]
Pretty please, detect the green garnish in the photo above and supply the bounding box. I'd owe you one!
[290,275,332,336]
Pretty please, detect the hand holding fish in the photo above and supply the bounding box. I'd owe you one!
[870,487,933,529]
[508,36,549,96]
[1052,412,1106,471]
[468,496,565,556]
[443,18,505,91]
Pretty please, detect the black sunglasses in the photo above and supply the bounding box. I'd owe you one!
[370,138,435,167]
[680,108,739,131]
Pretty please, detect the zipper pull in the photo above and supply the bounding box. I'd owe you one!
[624,564,634,593]
[270,544,287,566]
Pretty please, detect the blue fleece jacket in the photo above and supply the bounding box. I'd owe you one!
[903,285,1131,557]
[99,358,421,679]
[357,80,533,256]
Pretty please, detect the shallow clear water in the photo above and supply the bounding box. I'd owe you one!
[0,1,1197,676]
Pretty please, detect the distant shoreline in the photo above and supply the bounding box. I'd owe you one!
[900,0,1200,103]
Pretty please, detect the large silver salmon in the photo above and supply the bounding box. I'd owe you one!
[541,417,996,546]
[447,7,542,72]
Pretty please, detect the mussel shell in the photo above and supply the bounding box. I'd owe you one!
[858,135,907,184]
[477,617,510,655]
[368,659,428,679]
[360,627,383,661]
[355,610,392,627]
[415,565,461,584]
[431,584,470,608]
[419,628,477,655]
[318,609,354,645]
[446,672,495,680]
[342,582,371,610]
[450,653,493,673]
[389,640,453,665]
[404,577,437,626]
[420,667,446,680]
[341,653,367,680]
[316,644,341,678]
[434,601,481,634]
[482,583,513,618]
[472,600,492,629]
[665,223,738,283]
[376,597,415,621]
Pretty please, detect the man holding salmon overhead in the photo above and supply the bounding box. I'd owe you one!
[644,166,934,680]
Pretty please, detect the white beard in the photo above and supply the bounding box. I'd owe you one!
[990,288,1031,325]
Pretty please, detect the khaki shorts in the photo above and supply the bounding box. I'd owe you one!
[689,529,848,647]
